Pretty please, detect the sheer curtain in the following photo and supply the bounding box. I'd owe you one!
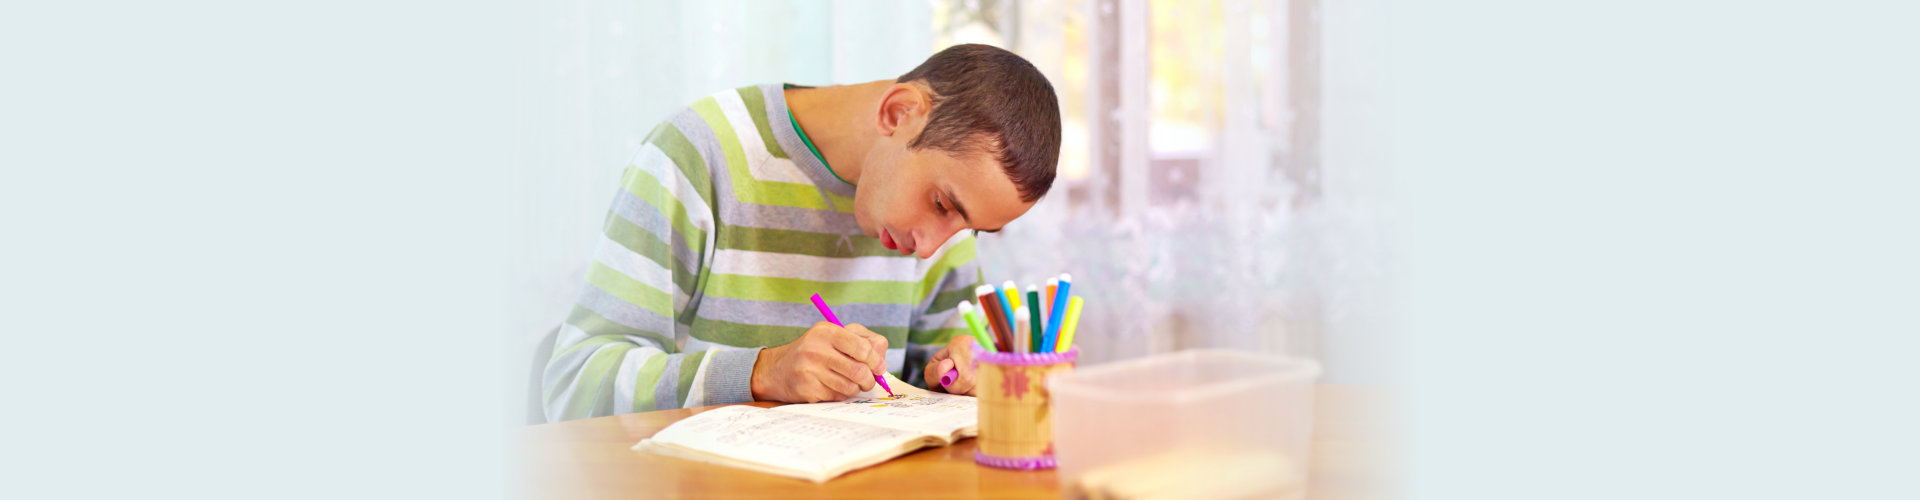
[942,0,1388,383]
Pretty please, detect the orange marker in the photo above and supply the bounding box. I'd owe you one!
[1044,278,1058,328]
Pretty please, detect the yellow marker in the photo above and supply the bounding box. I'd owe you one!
[1058,296,1085,352]
[1002,280,1021,310]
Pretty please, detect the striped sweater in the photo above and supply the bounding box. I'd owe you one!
[542,83,983,422]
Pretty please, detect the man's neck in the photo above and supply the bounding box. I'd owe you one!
[786,80,891,185]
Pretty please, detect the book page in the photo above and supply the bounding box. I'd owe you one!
[771,377,979,440]
[642,406,925,477]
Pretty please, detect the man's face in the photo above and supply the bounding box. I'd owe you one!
[853,132,1032,259]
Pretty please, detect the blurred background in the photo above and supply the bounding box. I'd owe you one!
[508,0,1393,420]
[11,0,1918,498]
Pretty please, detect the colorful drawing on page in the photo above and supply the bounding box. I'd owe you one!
[848,393,953,408]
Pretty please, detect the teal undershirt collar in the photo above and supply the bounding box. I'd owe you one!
[788,110,853,186]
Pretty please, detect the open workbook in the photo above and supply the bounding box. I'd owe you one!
[633,374,978,482]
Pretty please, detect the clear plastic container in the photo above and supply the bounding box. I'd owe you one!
[1048,349,1321,499]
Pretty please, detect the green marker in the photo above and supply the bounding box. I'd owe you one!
[959,301,997,353]
[1026,287,1044,352]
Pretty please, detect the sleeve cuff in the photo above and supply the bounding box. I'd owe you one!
[701,347,762,405]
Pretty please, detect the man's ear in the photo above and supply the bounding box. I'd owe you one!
[876,83,930,138]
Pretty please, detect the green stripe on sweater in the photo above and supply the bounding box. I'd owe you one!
[601,211,697,295]
[565,306,674,349]
[735,87,787,160]
[631,353,669,412]
[647,121,715,210]
[620,165,708,255]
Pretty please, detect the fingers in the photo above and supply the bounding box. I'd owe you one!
[945,336,979,395]
[949,335,978,367]
[805,323,884,398]
[801,370,861,402]
[808,322,877,370]
[803,351,862,401]
[866,337,889,372]
[757,323,895,403]
[934,358,956,390]
[822,353,876,393]
[843,324,890,373]
[845,323,886,345]
[825,325,876,365]
[800,330,876,394]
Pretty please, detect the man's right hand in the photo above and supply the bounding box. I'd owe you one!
[749,321,890,403]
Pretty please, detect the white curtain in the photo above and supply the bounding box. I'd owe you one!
[958,0,1387,383]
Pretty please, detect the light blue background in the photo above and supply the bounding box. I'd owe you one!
[1384,0,1920,497]
[3,1,1916,498]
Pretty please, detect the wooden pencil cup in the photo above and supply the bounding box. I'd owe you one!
[973,348,1079,470]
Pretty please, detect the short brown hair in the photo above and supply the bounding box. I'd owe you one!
[897,44,1061,203]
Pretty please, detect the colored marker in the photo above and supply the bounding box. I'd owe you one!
[958,300,996,353]
[977,285,1012,351]
[1044,274,1072,352]
[941,301,995,388]
[1059,296,1084,352]
[1013,307,1031,353]
[997,281,1019,338]
[1026,287,1043,352]
[810,293,893,397]
[1044,278,1058,327]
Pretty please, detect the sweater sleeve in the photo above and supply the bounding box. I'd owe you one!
[540,121,758,422]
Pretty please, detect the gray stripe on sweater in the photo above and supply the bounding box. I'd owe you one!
[692,296,915,329]
[653,354,684,411]
[577,286,673,344]
[671,107,739,218]
[607,187,704,278]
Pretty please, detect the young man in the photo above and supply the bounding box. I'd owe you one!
[542,44,1061,422]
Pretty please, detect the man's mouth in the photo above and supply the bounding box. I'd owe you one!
[879,229,912,255]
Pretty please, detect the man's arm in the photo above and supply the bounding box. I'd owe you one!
[901,235,985,388]
[540,122,755,422]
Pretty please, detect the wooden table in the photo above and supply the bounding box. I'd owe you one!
[519,385,1394,499]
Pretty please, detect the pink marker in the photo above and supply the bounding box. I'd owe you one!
[810,293,893,397]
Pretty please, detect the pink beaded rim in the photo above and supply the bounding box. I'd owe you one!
[975,348,1079,366]
[974,450,1057,470]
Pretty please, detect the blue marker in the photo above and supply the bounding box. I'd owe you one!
[1044,273,1072,352]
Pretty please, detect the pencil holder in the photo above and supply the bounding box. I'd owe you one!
[973,348,1078,470]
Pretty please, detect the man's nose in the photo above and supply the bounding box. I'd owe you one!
[916,224,964,259]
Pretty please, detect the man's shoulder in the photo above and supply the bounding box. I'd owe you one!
[643,83,786,148]
[652,83,779,125]
[634,84,780,169]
